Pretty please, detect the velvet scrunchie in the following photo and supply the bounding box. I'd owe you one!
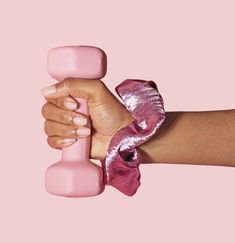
[100,79,166,196]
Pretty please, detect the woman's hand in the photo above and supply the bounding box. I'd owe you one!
[41,78,134,160]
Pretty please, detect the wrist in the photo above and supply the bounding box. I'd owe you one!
[137,111,180,164]
[119,107,136,130]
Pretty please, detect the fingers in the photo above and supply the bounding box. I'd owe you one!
[41,77,105,103]
[42,96,92,150]
[46,96,78,110]
[44,120,91,139]
[41,102,88,126]
[47,136,77,150]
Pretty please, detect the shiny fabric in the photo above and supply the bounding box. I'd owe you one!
[100,79,166,196]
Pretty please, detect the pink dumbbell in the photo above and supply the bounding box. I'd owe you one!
[45,45,107,197]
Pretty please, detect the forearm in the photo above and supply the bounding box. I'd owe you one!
[138,109,235,167]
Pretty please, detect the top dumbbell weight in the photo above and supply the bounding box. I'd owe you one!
[45,45,107,197]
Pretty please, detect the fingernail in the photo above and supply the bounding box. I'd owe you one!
[73,116,87,126]
[76,128,91,137]
[64,101,77,110]
[41,85,56,96]
[62,138,76,145]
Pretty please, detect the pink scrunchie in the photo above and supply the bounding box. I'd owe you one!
[100,79,166,196]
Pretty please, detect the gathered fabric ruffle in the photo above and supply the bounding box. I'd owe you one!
[100,79,166,196]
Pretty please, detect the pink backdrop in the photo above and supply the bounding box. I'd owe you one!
[1,0,235,242]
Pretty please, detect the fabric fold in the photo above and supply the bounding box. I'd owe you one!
[101,79,166,196]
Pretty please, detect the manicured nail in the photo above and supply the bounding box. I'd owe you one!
[76,128,91,137]
[41,85,56,96]
[62,138,76,145]
[73,116,87,126]
[64,101,77,110]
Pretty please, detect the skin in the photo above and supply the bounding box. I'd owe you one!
[41,78,235,166]
[138,109,235,166]
[41,78,134,160]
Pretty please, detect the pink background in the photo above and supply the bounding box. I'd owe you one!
[1,0,235,242]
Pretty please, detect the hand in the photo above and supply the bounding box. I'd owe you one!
[41,78,134,160]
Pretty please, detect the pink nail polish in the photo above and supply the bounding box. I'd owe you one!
[73,116,87,126]
[64,101,77,110]
[76,128,91,137]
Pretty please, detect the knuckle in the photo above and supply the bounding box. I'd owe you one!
[61,127,70,137]
[47,137,54,148]
[47,137,57,148]
[61,125,74,137]
[41,102,54,118]
[44,120,51,135]
[41,103,49,118]
[59,111,72,124]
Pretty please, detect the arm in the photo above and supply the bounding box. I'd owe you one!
[138,109,235,167]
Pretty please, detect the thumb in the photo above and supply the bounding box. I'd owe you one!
[41,78,102,101]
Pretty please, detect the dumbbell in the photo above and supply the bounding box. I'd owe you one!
[45,45,107,197]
